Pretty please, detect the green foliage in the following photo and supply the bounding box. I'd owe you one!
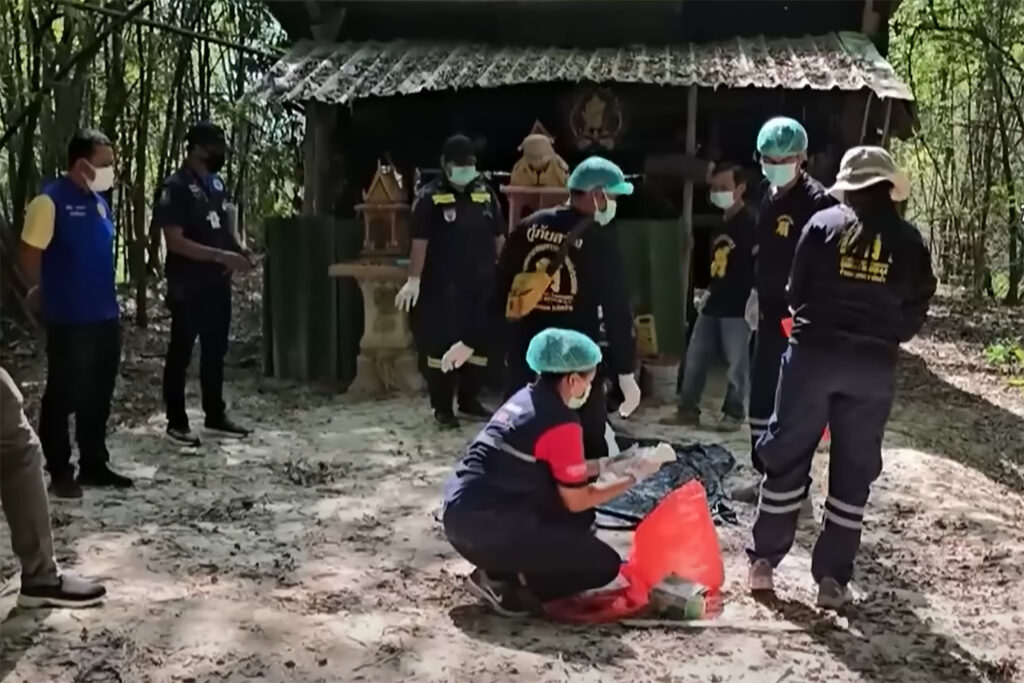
[890,0,1024,304]
[984,338,1024,368]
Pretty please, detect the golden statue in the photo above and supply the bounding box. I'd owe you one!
[510,124,569,188]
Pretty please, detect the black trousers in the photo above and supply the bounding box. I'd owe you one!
[39,320,121,478]
[748,304,789,472]
[506,353,609,462]
[422,360,483,414]
[444,505,621,602]
[163,281,231,429]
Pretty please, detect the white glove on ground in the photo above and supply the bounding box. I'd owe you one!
[695,288,710,313]
[618,373,641,418]
[744,290,759,331]
[395,277,420,312]
[440,341,474,373]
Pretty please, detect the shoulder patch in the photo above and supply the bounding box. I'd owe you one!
[470,192,490,203]
[432,193,456,205]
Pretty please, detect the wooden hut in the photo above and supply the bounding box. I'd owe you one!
[255,0,913,387]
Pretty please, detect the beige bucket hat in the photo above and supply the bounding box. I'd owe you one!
[828,146,910,203]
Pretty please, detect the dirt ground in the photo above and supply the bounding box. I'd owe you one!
[1,292,1022,683]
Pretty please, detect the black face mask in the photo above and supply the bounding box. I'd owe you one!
[204,147,226,174]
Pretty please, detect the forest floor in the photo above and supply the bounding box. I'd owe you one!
[1,289,1023,683]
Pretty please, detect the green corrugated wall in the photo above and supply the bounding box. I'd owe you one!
[263,216,688,385]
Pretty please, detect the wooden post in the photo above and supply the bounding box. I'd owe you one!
[302,8,346,216]
[679,85,698,358]
[881,98,894,147]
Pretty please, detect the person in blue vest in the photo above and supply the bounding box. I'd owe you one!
[19,129,132,499]
[153,121,253,447]
[747,147,936,608]
[442,328,668,617]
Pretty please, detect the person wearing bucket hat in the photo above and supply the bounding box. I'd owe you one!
[497,156,641,464]
[747,146,936,609]
[396,134,507,429]
[442,328,667,617]
[740,116,837,497]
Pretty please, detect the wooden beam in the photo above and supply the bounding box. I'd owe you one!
[858,91,874,144]
[679,85,698,356]
[881,98,894,146]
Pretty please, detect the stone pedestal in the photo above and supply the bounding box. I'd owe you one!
[328,261,424,395]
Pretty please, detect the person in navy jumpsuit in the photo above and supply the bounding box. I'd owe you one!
[745,117,836,485]
[746,147,937,609]
[442,328,663,617]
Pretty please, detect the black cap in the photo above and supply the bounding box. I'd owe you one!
[185,121,227,149]
[441,134,475,165]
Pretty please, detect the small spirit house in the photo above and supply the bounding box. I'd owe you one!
[356,161,410,256]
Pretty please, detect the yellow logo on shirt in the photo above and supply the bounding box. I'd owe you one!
[710,245,731,278]
[774,215,793,237]
[838,229,890,283]
[431,193,456,205]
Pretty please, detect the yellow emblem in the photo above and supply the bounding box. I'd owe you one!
[774,215,793,238]
[470,192,490,203]
[710,245,731,278]
[431,193,456,205]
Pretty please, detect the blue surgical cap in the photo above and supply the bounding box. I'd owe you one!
[526,328,603,374]
[567,156,634,196]
[756,117,808,157]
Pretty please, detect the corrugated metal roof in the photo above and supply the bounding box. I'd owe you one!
[254,31,913,105]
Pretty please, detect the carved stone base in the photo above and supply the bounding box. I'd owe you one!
[348,351,424,396]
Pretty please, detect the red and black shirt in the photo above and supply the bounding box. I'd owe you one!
[443,382,588,518]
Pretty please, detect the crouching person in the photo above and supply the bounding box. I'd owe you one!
[442,329,662,617]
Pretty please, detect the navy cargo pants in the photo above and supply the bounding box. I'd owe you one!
[747,342,895,585]
[748,301,789,471]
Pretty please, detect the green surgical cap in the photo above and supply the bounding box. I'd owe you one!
[756,117,808,157]
[526,328,602,374]
[567,156,634,195]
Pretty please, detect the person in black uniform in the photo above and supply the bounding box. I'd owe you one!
[443,328,668,617]
[737,117,836,502]
[395,134,506,429]
[154,121,253,446]
[498,157,642,463]
[747,146,936,608]
[663,161,755,431]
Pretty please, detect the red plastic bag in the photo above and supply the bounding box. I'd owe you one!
[545,480,724,623]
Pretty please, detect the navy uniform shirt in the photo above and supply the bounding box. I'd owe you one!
[443,382,587,520]
[788,204,937,352]
[497,206,636,376]
[411,175,505,291]
[703,206,756,318]
[151,166,240,290]
[755,173,835,309]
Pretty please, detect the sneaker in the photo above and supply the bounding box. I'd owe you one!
[18,572,106,608]
[434,411,460,430]
[731,482,760,505]
[714,414,744,432]
[463,570,533,618]
[816,578,852,610]
[748,559,775,593]
[77,466,133,489]
[166,426,201,447]
[660,410,700,427]
[49,475,83,500]
[204,416,251,439]
[458,401,491,421]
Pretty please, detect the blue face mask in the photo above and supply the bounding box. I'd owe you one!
[762,162,798,188]
[447,165,478,186]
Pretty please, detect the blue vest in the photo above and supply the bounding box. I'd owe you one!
[40,178,119,325]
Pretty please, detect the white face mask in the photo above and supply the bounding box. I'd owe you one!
[566,377,592,409]
[761,162,798,188]
[594,197,617,226]
[710,191,735,210]
[87,165,115,193]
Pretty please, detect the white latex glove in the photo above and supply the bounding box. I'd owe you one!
[624,443,676,482]
[440,341,474,373]
[395,277,420,312]
[694,288,710,313]
[744,290,759,331]
[618,373,641,418]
